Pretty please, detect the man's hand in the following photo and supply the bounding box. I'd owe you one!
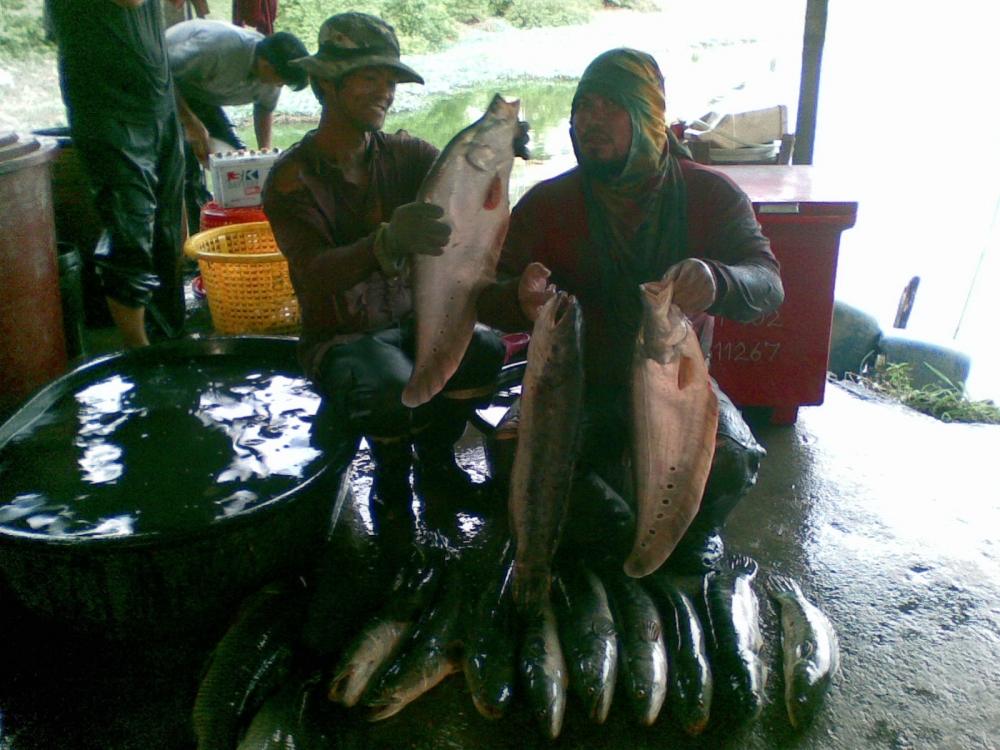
[662,258,716,315]
[518,262,555,322]
[384,202,452,258]
[183,118,211,167]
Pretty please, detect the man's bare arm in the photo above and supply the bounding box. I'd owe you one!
[253,104,273,151]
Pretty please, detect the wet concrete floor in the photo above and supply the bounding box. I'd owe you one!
[1,373,998,749]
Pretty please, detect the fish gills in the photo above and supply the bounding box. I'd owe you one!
[519,598,569,739]
[644,574,713,735]
[701,555,767,720]
[605,573,668,726]
[327,557,443,707]
[509,292,585,614]
[193,580,306,750]
[767,575,840,729]
[552,565,619,724]
[365,574,465,722]
[625,279,719,578]
[403,94,527,408]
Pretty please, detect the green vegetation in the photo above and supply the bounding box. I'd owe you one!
[855,361,1000,425]
[277,0,651,54]
[0,0,53,56]
[241,78,578,154]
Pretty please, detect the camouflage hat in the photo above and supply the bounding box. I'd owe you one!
[291,12,424,85]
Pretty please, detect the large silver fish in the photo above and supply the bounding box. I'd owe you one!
[768,575,840,729]
[402,94,528,408]
[624,279,719,578]
[509,292,584,614]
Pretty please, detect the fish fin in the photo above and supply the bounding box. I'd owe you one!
[766,574,801,599]
[727,554,758,579]
[483,173,503,210]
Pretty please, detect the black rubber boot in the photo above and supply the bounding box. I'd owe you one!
[664,430,765,575]
[367,436,415,539]
[412,398,488,508]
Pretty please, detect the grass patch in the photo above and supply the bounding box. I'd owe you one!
[850,360,1000,425]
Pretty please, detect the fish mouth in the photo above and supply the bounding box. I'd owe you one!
[553,292,577,325]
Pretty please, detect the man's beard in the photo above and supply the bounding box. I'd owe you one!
[579,154,628,181]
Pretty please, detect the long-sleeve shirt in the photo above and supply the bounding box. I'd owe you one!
[480,159,784,388]
[262,129,439,378]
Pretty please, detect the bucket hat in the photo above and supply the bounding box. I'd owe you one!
[291,13,424,85]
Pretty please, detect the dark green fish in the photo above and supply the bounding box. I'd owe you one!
[604,573,668,726]
[365,569,465,721]
[327,553,443,707]
[509,292,584,614]
[519,599,569,739]
[236,674,325,750]
[552,564,618,724]
[644,574,713,735]
[700,555,767,721]
[193,579,307,750]
[768,575,840,729]
[463,547,518,720]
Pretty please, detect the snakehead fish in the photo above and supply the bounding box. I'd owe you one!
[604,572,668,726]
[236,674,324,750]
[365,569,465,721]
[519,598,569,739]
[768,575,840,729]
[644,574,713,736]
[625,279,719,578]
[327,554,443,707]
[552,564,618,724]
[509,292,584,615]
[700,555,767,721]
[193,579,307,750]
[403,94,530,408]
[463,541,518,720]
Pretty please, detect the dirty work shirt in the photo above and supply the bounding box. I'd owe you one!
[482,158,783,389]
[167,19,280,111]
[261,129,439,379]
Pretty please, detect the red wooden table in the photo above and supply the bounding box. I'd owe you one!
[710,166,858,424]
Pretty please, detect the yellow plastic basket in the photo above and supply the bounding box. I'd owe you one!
[183,221,300,334]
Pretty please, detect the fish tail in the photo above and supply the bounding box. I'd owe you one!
[401,367,448,409]
[766,574,801,599]
[727,554,759,579]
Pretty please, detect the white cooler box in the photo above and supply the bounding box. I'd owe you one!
[208,149,281,208]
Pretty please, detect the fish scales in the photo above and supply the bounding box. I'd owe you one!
[604,572,668,726]
[519,599,569,739]
[552,564,618,724]
[701,555,767,720]
[644,574,714,735]
[463,547,518,720]
[768,575,840,729]
[509,292,584,614]
[402,94,525,408]
[625,279,719,578]
[193,580,306,750]
[327,557,443,707]
[364,570,465,721]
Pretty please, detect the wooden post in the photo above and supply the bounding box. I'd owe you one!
[793,0,828,165]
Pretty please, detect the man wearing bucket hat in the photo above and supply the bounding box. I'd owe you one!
[263,13,505,540]
[479,48,785,574]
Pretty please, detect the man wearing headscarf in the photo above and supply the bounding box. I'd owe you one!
[479,48,784,573]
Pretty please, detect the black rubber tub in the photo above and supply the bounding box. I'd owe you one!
[0,336,350,640]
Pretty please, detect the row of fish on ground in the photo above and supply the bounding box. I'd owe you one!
[192,537,839,749]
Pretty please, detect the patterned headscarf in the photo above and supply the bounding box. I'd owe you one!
[571,48,689,357]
